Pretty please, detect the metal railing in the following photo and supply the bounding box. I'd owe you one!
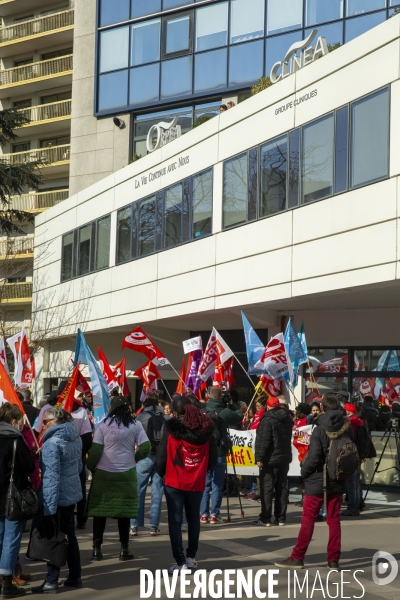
[0,9,74,44]
[0,54,73,87]
[2,325,31,339]
[5,144,70,165]
[19,99,71,125]
[0,236,34,256]
[2,283,33,300]
[8,189,69,211]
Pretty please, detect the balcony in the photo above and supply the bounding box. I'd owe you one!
[0,54,73,98]
[0,0,58,19]
[0,236,34,258]
[3,325,31,340]
[0,9,74,57]
[1,282,33,303]
[8,189,69,212]
[17,99,71,135]
[5,144,70,176]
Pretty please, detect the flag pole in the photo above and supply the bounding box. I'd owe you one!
[159,378,172,401]
[166,363,187,391]
[232,352,256,389]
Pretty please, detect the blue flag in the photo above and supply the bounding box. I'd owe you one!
[74,328,110,425]
[284,318,307,387]
[376,350,400,389]
[298,321,308,366]
[241,311,265,375]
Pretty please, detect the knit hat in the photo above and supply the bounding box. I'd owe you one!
[267,397,280,408]
[110,396,130,411]
[296,402,311,416]
[344,402,357,414]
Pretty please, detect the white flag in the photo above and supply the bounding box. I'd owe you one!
[0,337,10,377]
[254,333,289,382]
[182,335,202,354]
[6,328,23,386]
[197,328,233,382]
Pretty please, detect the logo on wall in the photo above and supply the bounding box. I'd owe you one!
[270,29,328,84]
[146,116,182,153]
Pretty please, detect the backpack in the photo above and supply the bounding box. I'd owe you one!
[165,436,209,492]
[201,406,232,451]
[146,411,165,453]
[323,432,359,509]
[356,424,377,460]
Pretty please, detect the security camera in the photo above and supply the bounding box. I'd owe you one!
[113,117,126,130]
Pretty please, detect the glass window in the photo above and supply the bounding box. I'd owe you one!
[248,148,258,222]
[164,183,182,248]
[231,0,264,44]
[354,349,400,372]
[194,48,227,93]
[99,27,129,73]
[163,0,193,8]
[350,88,389,189]
[95,215,111,271]
[161,56,192,99]
[195,2,228,51]
[288,129,300,208]
[78,225,91,276]
[347,0,385,17]
[130,64,160,106]
[139,197,156,257]
[266,31,303,75]
[165,14,190,55]
[267,0,303,34]
[100,0,130,27]
[194,101,221,127]
[335,106,348,194]
[134,107,192,156]
[306,0,343,26]
[260,135,287,217]
[131,20,161,66]
[223,153,248,229]
[305,21,343,49]
[302,113,334,204]
[131,0,161,19]
[345,11,386,42]
[61,232,74,282]
[116,207,131,263]
[192,170,212,238]
[98,71,128,111]
[229,40,264,87]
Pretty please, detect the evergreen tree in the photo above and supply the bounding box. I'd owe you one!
[0,107,43,233]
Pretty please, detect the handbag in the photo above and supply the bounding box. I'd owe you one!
[27,528,68,568]
[5,439,39,521]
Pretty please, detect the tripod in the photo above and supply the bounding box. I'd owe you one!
[224,448,245,523]
[363,417,400,502]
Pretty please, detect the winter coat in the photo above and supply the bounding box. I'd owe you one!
[22,401,40,427]
[348,414,364,442]
[0,422,35,514]
[255,408,293,466]
[301,410,352,496]
[156,417,218,480]
[203,398,243,456]
[40,421,83,516]
[136,405,164,434]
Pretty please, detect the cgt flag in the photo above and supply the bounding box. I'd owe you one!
[7,326,35,389]
[198,328,233,382]
[113,357,130,396]
[0,361,25,411]
[0,337,10,377]
[56,364,81,413]
[255,374,280,397]
[122,326,169,366]
[134,359,161,393]
[98,347,119,393]
[254,333,289,381]
[213,356,235,390]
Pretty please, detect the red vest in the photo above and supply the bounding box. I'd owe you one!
[165,435,209,492]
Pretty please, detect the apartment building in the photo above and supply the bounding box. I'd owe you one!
[0,0,73,341]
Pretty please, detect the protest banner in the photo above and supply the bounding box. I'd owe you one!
[288,424,313,476]
[226,429,258,476]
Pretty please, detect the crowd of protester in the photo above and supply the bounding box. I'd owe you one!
[0,378,395,594]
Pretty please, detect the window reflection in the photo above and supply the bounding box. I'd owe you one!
[95,215,111,271]
[165,15,190,55]
[131,20,161,66]
[139,197,156,256]
[229,40,263,87]
[98,71,128,112]
[267,0,303,34]
[131,0,161,19]
[302,114,334,204]
[223,153,248,229]
[130,64,160,106]
[100,0,130,27]
[117,207,131,263]
[335,106,348,194]
[100,27,129,73]
[347,0,385,17]
[345,11,386,42]
[260,135,287,217]
[194,49,227,93]
[305,0,343,26]
[161,56,192,99]
[196,2,228,51]
[164,184,183,248]
[192,170,212,238]
[230,0,264,44]
[78,225,91,276]
[61,232,74,282]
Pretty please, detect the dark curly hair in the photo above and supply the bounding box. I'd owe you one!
[171,395,213,433]
[105,396,135,428]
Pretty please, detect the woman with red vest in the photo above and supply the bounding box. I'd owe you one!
[156,395,218,574]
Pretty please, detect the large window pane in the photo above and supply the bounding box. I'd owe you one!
[98,71,128,112]
[260,135,287,217]
[130,64,160,106]
[267,0,303,34]
[229,40,263,87]
[305,22,343,50]
[131,20,161,66]
[223,153,248,229]
[335,106,348,194]
[347,0,385,17]
[195,2,228,51]
[100,0,130,27]
[248,148,258,222]
[165,15,190,55]
[61,232,74,282]
[192,170,212,239]
[194,49,227,93]
[116,207,131,263]
[350,88,389,188]
[288,129,300,208]
[99,27,129,73]
[194,101,220,127]
[78,225,91,276]
[266,31,302,75]
[345,11,386,42]
[139,197,156,256]
[231,0,264,44]
[302,114,334,204]
[131,0,161,19]
[164,184,182,248]
[163,0,193,8]
[134,107,192,156]
[306,0,343,26]
[161,56,192,99]
[95,215,111,271]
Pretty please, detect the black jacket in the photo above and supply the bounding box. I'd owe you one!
[155,417,218,479]
[255,408,293,466]
[301,410,352,496]
[0,421,35,514]
[22,401,40,427]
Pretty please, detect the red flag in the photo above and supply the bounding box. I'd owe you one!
[256,374,280,397]
[122,326,169,366]
[113,357,130,396]
[56,364,80,413]
[98,346,119,393]
[134,359,161,392]
[213,356,235,390]
[7,327,34,388]
[0,362,25,412]
[175,357,186,395]
[70,359,91,395]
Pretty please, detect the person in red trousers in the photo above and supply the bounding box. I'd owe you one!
[275,393,351,571]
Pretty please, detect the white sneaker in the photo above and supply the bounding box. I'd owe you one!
[186,557,197,569]
[129,526,138,537]
[168,564,191,575]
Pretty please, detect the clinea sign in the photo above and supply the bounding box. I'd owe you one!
[146,116,182,153]
[270,29,328,84]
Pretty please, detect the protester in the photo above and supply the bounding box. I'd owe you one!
[32,407,83,593]
[219,104,227,113]
[20,390,39,427]
[0,403,35,599]
[249,397,266,430]
[253,397,293,526]
[130,396,165,537]
[86,397,150,561]
[70,398,93,529]
[33,390,58,436]
[163,403,172,418]
[340,402,364,517]
[200,387,243,523]
[227,101,236,109]
[156,396,217,573]
[275,393,353,570]
[293,403,311,427]
[362,395,381,431]
[307,402,321,425]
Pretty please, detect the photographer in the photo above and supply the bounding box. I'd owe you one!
[200,387,242,524]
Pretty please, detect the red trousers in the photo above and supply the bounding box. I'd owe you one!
[291,493,342,562]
